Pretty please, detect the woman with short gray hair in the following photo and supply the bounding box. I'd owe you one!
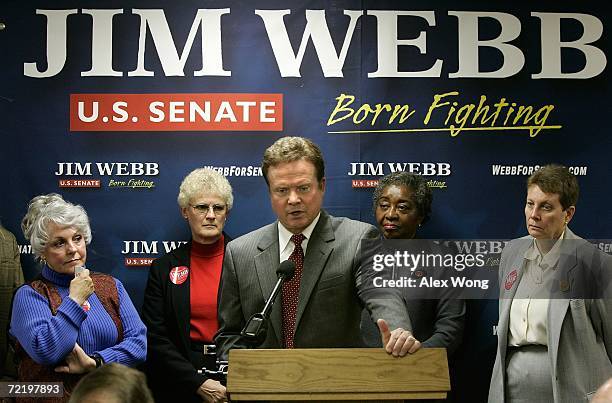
[143,168,233,403]
[177,168,234,212]
[489,164,612,402]
[21,194,92,259]
[10,193,147,401]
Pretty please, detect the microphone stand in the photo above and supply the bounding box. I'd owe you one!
[240,279,283,347]
[241,260,296,347]
[203,261,295,385]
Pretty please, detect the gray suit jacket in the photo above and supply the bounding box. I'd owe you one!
[215,210,411,360]
[488,228,612,403]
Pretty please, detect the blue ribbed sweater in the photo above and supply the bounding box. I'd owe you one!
[10,265,146,366]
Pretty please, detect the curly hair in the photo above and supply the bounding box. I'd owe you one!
[177,168,234,210]
[372,171,432,224]
[21,193,91,259]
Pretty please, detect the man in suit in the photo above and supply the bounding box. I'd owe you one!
[216,136,420,360]
[0,224,24,378]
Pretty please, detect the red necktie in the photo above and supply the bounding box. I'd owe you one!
[282,233,306,348]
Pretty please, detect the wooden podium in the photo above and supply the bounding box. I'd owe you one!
[227,348,450,402]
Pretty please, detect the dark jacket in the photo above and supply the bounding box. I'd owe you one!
[142,236,230,403]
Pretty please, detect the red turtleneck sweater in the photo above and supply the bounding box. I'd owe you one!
[189,236,224,342]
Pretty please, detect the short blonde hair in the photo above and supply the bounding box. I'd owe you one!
[177,168,234,209]
[21,193,91,259]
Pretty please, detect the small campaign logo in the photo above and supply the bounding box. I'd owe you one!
[348,162,451,177]
[491,164,588,176]
[122,240,188,267]
[348,162,450,189]
[169,266,189,285]
[81,301,91,312]
[55,161,159,190]
[505,269,518,290]
[201,165,263,177]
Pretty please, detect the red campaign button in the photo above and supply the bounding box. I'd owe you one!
[504,269,518,290]
[169,266,189,285]
[82,300,91,312]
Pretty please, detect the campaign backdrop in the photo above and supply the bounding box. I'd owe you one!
[1,1,610,401]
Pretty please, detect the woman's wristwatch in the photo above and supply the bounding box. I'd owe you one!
[89,353,104,368]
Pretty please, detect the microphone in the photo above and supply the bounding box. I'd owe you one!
[276,260,296,281]
[240,260,296,346]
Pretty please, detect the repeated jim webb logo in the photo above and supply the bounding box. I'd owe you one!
[121,240,187,267]
[349,162,451,189]
[55,161,159,189]
[18,239,188,266]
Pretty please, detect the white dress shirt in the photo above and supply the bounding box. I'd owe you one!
[508,230,566,346]
[278,212,321,262]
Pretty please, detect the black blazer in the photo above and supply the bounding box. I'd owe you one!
[142,236,230,403]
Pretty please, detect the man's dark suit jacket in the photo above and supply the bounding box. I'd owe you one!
[215,210,411,360]
[142,236,229,403]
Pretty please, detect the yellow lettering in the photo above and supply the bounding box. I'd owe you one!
[327,93,355,125]
[424,91,458,125]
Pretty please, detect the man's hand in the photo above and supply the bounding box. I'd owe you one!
[378,318,421,357]
[196,379,227,403]
[54,343,96,374]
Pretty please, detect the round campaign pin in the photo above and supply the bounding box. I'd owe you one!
[81,300,91,312]
[504,269,518,290]
[169,266,189,285]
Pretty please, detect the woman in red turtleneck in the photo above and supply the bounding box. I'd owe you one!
[142,168,233,403]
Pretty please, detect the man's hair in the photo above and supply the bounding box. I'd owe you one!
[527,164,579,210]
[69,363,154,403]
[262,137,325,185]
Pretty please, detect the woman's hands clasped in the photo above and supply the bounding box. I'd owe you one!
[197,379,227,402]
[54,343,96,374]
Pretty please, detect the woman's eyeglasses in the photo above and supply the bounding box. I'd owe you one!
[189,203,226,215]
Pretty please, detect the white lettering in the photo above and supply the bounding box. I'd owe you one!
[449,12,524,78]
[368,11,442,78]
[255,9,362,77]
[532,13,606,79]
[129,9,231,77]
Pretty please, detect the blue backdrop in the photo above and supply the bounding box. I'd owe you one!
[1,1,610,401]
